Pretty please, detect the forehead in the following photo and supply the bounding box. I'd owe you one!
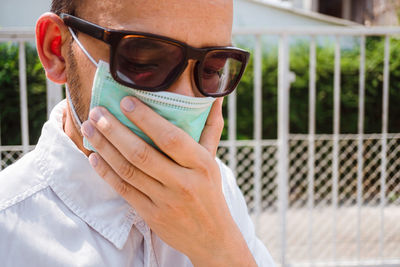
[76,0,233,47]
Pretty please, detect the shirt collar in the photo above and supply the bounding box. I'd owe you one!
[35,100,142,249]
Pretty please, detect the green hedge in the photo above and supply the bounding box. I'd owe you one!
[222,36,400,140]
[0,43,46,145]
[1,37,400,145]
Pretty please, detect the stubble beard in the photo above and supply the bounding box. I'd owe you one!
[65,39,90,131]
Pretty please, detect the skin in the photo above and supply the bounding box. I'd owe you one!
[36,0,257,266]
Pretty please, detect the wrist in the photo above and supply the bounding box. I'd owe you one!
[189,227,257,267]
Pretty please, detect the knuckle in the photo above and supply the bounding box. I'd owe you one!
[115,180,132,196]
[99,119,113,136]
[178,182,196,199]
[196,158,211,173]
[198,168,212,182]
[119,160,137,180]
[161,129,180,150]
[217,117,225,131]
[128,143,150,164]
[196,159,217,181]
[198,165,210,177]
[97,161,109,178]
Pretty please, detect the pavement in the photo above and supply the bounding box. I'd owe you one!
[252,206,400,265]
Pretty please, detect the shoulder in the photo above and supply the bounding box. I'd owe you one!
[215,158,251,233]
[215,158,247,213]
[215,158,236,197]
[0,149,48,212]
[215,157,276,267]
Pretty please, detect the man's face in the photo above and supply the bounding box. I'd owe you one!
[66,0,233,121]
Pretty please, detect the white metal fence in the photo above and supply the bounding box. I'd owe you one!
[1,27,400,267]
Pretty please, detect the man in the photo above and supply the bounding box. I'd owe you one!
[0,0,274,266]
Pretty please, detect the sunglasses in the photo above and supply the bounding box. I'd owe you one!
[61,13,250,97]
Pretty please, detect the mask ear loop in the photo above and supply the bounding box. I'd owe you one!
[68,27,98,67]
[65,27,99,130]
[65,84,82,128]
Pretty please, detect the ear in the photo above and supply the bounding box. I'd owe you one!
[36,12,69,84]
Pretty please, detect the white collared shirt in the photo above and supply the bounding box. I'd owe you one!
[0,100,275,267]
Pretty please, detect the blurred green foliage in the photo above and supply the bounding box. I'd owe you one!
[0,42,46,145]
[222,36,400,139]
[0,37,399,145]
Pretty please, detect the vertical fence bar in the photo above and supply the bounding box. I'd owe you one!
[357,35,366,262]
[253,35,263,232]
[228,90,237,176]
[0,114,2,170]
[307,35,316,265]
[278,34,290,267]
[46,79,63,118]
[380,34,390,261]
[18,41,29,154]
[332,35,341,263]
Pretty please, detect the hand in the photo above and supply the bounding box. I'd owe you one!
[81,96,257,267]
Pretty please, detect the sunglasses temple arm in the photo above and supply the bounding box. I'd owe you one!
[68,27,99,67]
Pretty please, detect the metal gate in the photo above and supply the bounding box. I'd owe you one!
[1,27,400,266]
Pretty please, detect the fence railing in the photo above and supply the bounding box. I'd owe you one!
[0,28,63,162]
[1,27,400,267]
[226,27,400,267]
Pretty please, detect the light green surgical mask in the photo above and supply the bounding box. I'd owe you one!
[66,28,215,151]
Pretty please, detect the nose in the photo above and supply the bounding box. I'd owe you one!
[166,60,203,97]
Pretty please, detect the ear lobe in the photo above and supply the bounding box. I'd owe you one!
[36,12,68,84]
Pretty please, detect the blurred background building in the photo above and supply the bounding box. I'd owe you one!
[1,0,399,28]
[270,0,400,26]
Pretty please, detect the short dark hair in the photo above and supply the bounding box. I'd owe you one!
[50,0,76,16]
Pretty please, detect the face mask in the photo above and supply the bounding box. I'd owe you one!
[66,29,215,151]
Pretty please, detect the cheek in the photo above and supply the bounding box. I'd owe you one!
[79,59,97,92]
[71,34,109,90]
[70,33,110,114]
[66,45,97,119]
[77,60,97,118]
[75,57,96,99]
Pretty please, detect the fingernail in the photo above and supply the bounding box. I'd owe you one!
[89,153,98,167]
[121,97,135,112]
[81,121,94,138]
[90,107,103,122]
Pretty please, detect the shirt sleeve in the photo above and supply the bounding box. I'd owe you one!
[217,158,276,267]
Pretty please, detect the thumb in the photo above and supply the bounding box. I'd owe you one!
[199,97,224,157]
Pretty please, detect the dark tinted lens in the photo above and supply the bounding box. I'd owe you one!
[114,36,184,89]
[200,51,244,96]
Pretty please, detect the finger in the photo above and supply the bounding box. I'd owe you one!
[87,152,156,214]
[81,120,165,195]
[199,97,224,157]
[120,96,210,168]
[86,107,182,186]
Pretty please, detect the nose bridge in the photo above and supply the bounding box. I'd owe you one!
[166,60,200,97]
[186,46,206,62]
